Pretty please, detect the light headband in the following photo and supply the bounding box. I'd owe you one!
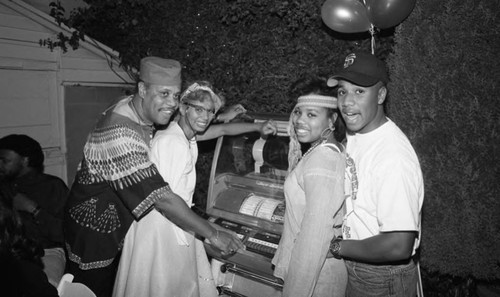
[180,82,223,112]
[295,94,337,109]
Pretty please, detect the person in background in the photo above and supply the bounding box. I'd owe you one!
[113,80,277,297]
[0,134,67,288]
[272,76,347,296]
[0,187,59,297]
[326,51,424,297]
[64,57,244,297]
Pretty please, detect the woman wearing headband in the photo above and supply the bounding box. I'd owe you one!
[113,81,277,297]
[272,76,347,296]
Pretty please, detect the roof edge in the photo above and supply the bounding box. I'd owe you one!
[5,0,127,70]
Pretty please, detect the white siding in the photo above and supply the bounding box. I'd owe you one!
[0,0,133,183]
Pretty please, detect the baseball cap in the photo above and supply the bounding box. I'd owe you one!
[139,57,182,86]
[327,52,389,87]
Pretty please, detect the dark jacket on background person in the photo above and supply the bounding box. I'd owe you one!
[0,254,59,297]
[4,170,68,248]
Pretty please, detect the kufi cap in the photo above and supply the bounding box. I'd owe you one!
[139,56,182,86]
[327,52,389,87]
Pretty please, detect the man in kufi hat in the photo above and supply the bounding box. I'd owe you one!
[64,57,244,297]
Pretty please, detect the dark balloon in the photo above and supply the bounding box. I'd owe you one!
[321,0,372,33]
[365,0,416,29]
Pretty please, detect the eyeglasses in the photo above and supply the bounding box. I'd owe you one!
[183,101,216,118]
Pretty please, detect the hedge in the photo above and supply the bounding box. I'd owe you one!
[387,0,500,280]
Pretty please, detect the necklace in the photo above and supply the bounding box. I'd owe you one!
[301,138,326,160]
[129,98,152,126]
[128,97,154,140]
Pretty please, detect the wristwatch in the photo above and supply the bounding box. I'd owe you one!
[329,237,343,259]
[31,205,41,218]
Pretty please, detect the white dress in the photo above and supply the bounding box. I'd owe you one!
[113,122,218,297]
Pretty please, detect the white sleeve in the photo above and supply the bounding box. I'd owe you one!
[150,133,191,192]
[375,156,422,232]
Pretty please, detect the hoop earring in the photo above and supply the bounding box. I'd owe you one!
[320,126,334,140]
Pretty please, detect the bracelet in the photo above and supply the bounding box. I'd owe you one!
[211,229,220,244]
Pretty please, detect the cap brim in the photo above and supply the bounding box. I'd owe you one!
[327,71,379,87]
[326,77,339,87]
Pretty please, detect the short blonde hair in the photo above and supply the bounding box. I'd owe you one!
[180,81,225,113]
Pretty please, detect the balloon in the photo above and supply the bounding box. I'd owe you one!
[321,0,372,33]
[365,0,416,29]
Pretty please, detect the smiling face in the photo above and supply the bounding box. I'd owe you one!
[337,80,387,134]
[139,82,181,125]
[179,92,216,138]
[291,105,336,144]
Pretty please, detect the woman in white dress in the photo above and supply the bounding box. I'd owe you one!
[113,81,277,297]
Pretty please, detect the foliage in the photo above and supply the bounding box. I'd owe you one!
[387,0,500,280]
[48,0,394,109]
[421,268,477,297]
[50,0,393,207]
[38,1,84,52]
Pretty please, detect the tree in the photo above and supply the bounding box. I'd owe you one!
[48,0,393,209]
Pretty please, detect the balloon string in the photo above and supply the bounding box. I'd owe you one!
[369,24,376,55]
[362,0,374,54]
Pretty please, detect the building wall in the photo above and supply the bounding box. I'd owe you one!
[64,85,132,186]
[0,0,133,183]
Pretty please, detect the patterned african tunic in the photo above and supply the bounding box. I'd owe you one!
[64,96,171,270]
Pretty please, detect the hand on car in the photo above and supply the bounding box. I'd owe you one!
[216,104,247,123]
[260,119,278,136]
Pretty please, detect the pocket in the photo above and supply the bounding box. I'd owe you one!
[348,262,392,296]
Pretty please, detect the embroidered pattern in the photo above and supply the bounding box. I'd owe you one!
[69,198,97,229]
[66,242,116,270]
[94,203,121,233]
[343,153,358,239]
[345,153,358,201]
[344,53,356,68]
[343,225,351,239]
[132,185,172,218]
[65,101,168,272]
[69,198,122,233]
[77,124,155,189]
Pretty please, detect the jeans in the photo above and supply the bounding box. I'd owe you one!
[312,257,347,297]
[345,259,417,297]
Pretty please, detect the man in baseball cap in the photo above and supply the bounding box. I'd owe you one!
[326,52,424,297]
[327,51,389,87]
